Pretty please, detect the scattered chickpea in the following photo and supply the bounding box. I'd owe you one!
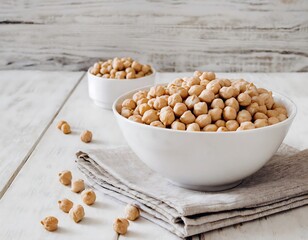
[57,120,67,130]
[71,179,85,193]
[41,216,58,232]
[81,189,96,205]
[125,204,140,221]
[61,123,71,134]
[69,204,85,223]
[58,198,73,213]
[186,123,201,131]
[59,170,72,186]
[80,130,92,143]
[171,121,186,130]
[113,218,129,235]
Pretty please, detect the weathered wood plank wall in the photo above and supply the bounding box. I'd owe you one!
[0,0,307,72]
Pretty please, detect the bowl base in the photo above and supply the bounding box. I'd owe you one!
[169,180,243,192]
[93,100,112,110]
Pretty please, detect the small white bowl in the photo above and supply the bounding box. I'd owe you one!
[87,69,155,109]
[113,85,297,191]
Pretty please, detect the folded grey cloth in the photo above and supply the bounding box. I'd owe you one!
[76,144,308,238]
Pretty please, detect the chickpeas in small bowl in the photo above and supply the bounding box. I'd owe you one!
[88,57,155,109]
[113,71,296,191]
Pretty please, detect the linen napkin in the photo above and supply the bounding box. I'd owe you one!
[75,144,308,238]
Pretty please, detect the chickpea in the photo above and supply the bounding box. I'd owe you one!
[59,170,72,186]
[142,64,151,74]
[199,89,215,103]
[185,95,200,109]
[275,107,288,115]
[90,67,100,75]
[132,61,142,72]
[268,117,279,125]
[219,86,234,99]
[126,72,136,79]
[125,67,135,74]
[208,108,222,122]
[203,72,216,81]
[193,102,208,116]
[173,102,188,117]
[61,123,71,134]
[110,69,116,78]
[137,98,148,105]
[81,189,96,205]
[57,120,67,130]
[211,98,225,109]
[133,91,147,103]
[170,78,184,87]
[257,88,268,94]
[112,58,124,71]
[273,102,285,109]
[186,77,200,86]
[153,97,168,110]
[103,74,111,78]
[80,130,92,143]
[225,97,240,112]
[41,216,58,232]
[237,93,251,106]
[222,106,236,121]
[254,112,268,120]
[121,107,133,118]
[69,204,85,223]
[195,114,211,128]
[215,120,226,128]
[245,83,259,97]
[206,81,221,94]
[237,121,255,131]
[217,126,228,132]
[138,103,151,115]
[58,198,73,213]
[168,93,182,108]
[246,102,259,116]
[186,123,200,132]
[147,98,155,108]
[71,179,85,193]
[254,119,268,128]
[200,79,210,87]
[148,85,165,98]
[180,110,196,124]
[260,93,274,109]
[203,124,218,132]
[128,115,143,123]
[142,109,159,124]
[136,71,145,78]
[125,204,140,221]
[193,70,202,78]
[258,105,268,114]
[173,86,188,99]
[115,71,126,79]
[171,121,186,131]
[160,95,169,102]
[113,218,129,235]
[133,106,139,115]
[232,87,240,97]
[123,60,131,68]
[159,108,175,126]
[277,113,287,122]
[223,79,232,87]
[232,79,248,93]
[267,110,279,118]
[226,120,239,131]
[150,120,166,128]
[236,110,252,124]
[188,85,205,96]
[100,67,108,75]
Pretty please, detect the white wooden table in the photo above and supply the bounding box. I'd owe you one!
[0,71,307,240]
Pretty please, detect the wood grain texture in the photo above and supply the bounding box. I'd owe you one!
[0,74,179,240]
[0,70,83,198]
[0,0,307,72]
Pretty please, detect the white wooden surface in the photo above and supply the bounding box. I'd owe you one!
[0,70,83,198]
[0,71,307,240]
[0,0,307,72]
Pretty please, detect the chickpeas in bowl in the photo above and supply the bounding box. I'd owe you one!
[117,71,289,132]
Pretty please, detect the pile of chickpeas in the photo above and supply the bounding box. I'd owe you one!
[119,71,288,132]
[89,57,153,79]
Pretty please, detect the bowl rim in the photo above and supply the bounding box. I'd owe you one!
[112,84,297,135]
[87,67,156,82]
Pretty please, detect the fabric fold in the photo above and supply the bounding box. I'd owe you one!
[76,144,308,238]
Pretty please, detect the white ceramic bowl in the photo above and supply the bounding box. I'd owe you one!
[113,86,296,191]
[87,69,155,109]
